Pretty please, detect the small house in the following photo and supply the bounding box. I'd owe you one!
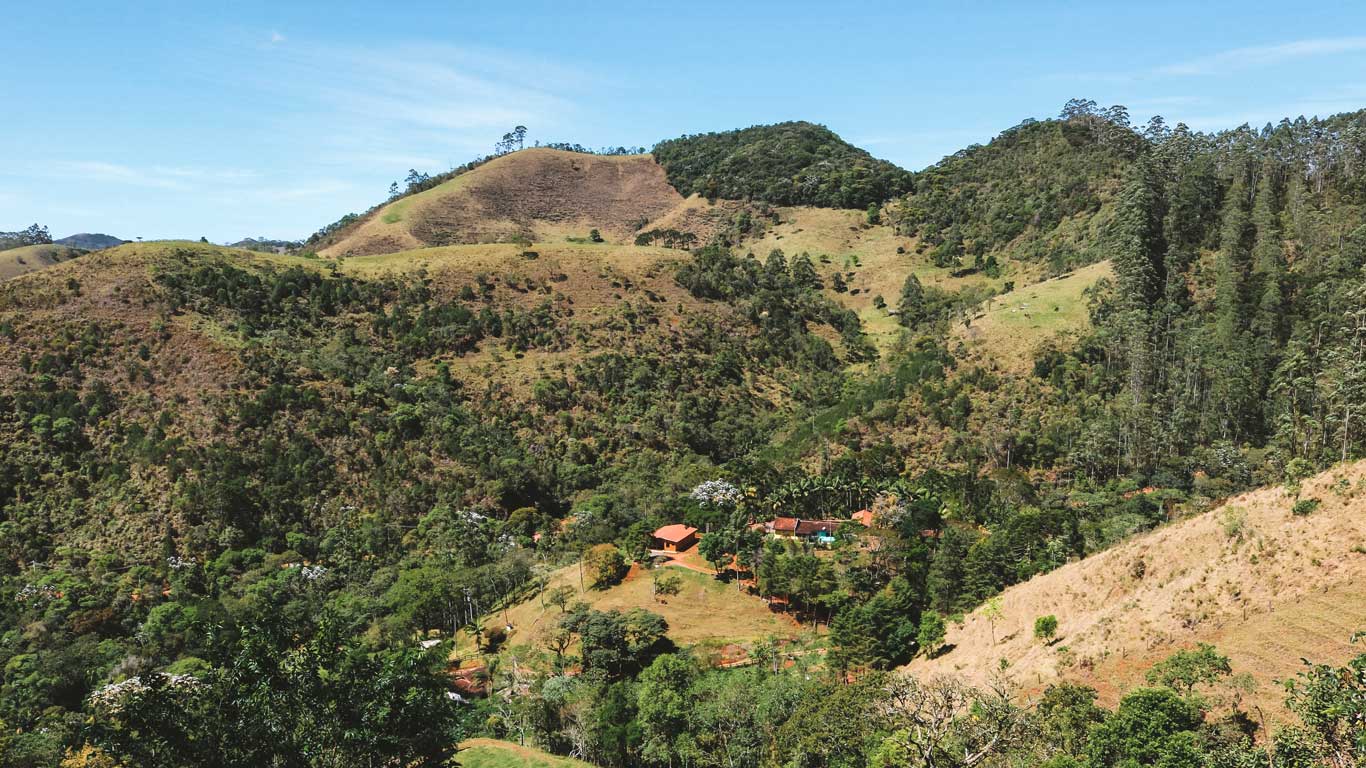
[768,517,842,546]
[653,523,699,552]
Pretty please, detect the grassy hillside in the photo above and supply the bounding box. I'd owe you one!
[888,114,1132,274]
[458,739,592,768]
[320,149,685,257]
[0,243,86,281]
[907,460,1366,718]
[954,259,1113,372]
[493,561,800,654]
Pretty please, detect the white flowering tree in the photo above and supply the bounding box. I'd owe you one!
[689,479,742,508]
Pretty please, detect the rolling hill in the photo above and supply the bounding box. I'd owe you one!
[907,460,1366,719]
[9,105,1366,768]
[320,149,687,257]
[0,243,87,281]
[54,232,125,250]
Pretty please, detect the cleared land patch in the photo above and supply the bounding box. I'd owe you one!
[321,149,684,257]
[907,459,1366,719]
[458,738,592,768]
[494,561,800,654]
[954,259,1113,372]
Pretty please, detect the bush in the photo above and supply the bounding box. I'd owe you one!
[917,612,947,657]
[1291,498,1320,516]
[1034,615,1059,643]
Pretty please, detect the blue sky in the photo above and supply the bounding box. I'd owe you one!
[5,1,1366,242]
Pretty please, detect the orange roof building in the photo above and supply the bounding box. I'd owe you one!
[652,524,699,552]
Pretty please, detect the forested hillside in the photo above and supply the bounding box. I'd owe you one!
[889,101,1136,273]
[2,103,1365,768]
[652,121,913,209]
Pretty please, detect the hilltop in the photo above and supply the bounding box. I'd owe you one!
[317,122,922,260]
[908,460,1366,718]
[319,149,686,257]
[54,232,125,250]
[652,120,912,209]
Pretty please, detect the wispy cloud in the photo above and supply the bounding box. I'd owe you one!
[269,30,286,45]
[254,180,356,202]
[1157,36,1366,76]
[250,40,584,172]
[55,161,259,190]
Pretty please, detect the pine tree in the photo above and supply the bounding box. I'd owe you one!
[897,274,925,327]
[1210,153,1258,441]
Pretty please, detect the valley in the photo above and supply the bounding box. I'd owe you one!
[2,108,1364,768]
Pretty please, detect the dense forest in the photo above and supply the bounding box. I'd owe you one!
[652,121,914,209]
[2,102,1365,767]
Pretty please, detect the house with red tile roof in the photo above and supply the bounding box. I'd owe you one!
[652,523,698,552]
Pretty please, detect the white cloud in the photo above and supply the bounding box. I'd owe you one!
[254,180,356,202]
[270,30,286,45]
[55,162,259,190]
[1157,36,1366,76]
[249,40,583,174]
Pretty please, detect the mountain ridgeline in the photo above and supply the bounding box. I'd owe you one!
[2,104,1366,768]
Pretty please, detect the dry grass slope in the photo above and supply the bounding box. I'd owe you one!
[907,460,1366,718]
[321,149,685,257]
[0,244,87,281]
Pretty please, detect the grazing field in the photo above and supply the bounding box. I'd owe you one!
[495,559,801,654]
[458,739,592,768]
[0,243,86,281]
[907,459,1366,719]
[954,259,1113,371]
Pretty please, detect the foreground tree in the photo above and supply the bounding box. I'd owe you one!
[876,675,1034,768]
[87,614,459,767]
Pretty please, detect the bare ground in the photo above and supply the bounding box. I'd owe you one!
[907,460,1366,719]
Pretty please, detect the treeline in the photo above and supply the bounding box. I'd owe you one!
[652,121,913,209]
[464,639,1365,768]
[0,223,52,251]
[1068,107,1366,481]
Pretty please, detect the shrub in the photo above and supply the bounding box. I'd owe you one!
[1034,615,1059,643]
[1291,498,1320,516]
[1221,506,1247,539]
[917,611,947,657]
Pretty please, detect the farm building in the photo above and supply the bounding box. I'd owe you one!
[652,523,698,552]
[767,517,842,546]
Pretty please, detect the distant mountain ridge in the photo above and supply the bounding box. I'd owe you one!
[55,232,125,250]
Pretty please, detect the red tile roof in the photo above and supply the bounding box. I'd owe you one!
[795,519,840,536]
[769,517,842,535]
[653,524,698,543]
[851,509,875,527]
